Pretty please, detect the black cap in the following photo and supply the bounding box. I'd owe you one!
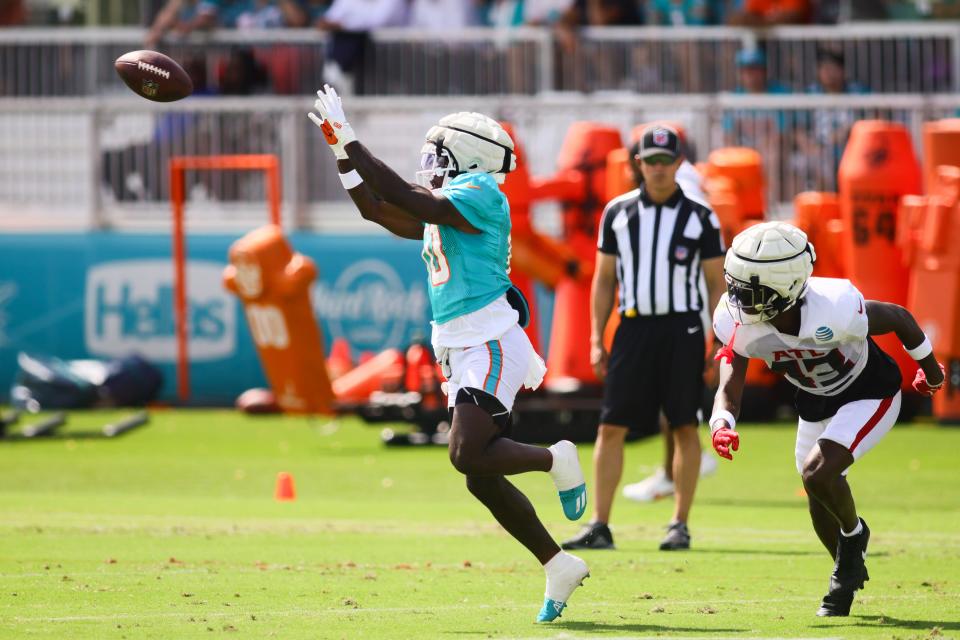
[639,125,681,159]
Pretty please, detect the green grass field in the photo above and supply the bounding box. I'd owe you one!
[1,410,958,639]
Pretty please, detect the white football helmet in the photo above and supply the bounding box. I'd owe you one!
[416,112,516,188]
[723,221,817,323]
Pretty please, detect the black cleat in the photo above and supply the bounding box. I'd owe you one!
[561,522,615,550]
[816,589,855,617]
[816,518,870,617]
[659,521,691,551]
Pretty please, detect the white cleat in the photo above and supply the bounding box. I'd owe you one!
[622,468,674,503]
[537,552,589,622]
[623,452,719,503]
[700,450,719,477]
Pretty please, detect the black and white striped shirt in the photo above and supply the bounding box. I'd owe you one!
[597,186,725,317]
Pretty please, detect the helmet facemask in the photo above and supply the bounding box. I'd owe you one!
[416,139,459,190]
[418,112,516,188]
[724,273,794,324]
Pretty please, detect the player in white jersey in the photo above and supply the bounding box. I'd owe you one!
[309,86,589,622]
[709,221,945,617]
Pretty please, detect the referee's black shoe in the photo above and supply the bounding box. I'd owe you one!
[816,518,870,617]
[561,522,615,550]
[659,521,691,551]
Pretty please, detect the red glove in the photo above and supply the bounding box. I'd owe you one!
[913,363,946,397]
[714,343,735,366]
[712,427,740,461]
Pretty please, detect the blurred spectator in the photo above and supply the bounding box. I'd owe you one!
[523,0,576,24]
[145,0,219,48]
[723,48,789,159]
[302,0,331,22]
[727,0,810,24]
[224,2,312,95]
[409,0,476,28]
[733,48,790,94]
[931,0,960,17]
[0,0,26,25]
[646,0,718,25]
[484,0,578,26]
[316,0,408,95]
[644,0,722,92]
[485,0,525,26]
[844,0,889,19]
[557,0,643,29]
[879,0,960,19]
[230,0,308,28]
[554,0,642,87]
[807,47,867,94]
[792,47,868,192]
[221,48,270,94]
[810,0,840,22]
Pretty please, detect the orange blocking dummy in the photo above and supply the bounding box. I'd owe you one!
[838,120,922,391]
[500,121,586,352]
[792,192,846,279]
[223,225,334,414]
[703,147,765,245]
[903,166,960,421]
[922,119,960,195]
[542,123,624,386]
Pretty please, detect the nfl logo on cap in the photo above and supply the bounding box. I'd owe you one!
[653,128,669,146]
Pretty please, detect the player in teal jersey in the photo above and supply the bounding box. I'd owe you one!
[309,85,589,622]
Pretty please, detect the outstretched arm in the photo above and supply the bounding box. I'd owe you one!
[866,301,945,389]
[310,85,478,234]
[710,351,749,460]
[335,158,423,240]
[343,141,477,233]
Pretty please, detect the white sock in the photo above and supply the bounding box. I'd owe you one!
[841,519,863,537]
[543,552,584,601]
[543,550,568,573]
[547,441,583,491]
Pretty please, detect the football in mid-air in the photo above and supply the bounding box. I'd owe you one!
[114,50,193,102]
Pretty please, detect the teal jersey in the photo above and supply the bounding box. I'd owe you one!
[421,173,512,324]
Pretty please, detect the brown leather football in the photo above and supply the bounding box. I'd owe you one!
[235,388,281,414]
[114,50,193,102]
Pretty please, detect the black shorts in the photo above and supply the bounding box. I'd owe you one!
[600,312,705,436]
[795,336,902,422]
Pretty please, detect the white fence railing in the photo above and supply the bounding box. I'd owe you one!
[0,24,957,97]
[2,94,958,231]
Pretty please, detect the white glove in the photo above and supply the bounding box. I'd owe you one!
[307,83,356,161]
[435,346,451,380]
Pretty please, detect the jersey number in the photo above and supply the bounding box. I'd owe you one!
[852,208,896,246]
[422,224,450,286]
[769,349,854,389]
[245,304,290,349]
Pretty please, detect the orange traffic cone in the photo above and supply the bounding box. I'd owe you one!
[274,472,296,501]
[327,338,354,381]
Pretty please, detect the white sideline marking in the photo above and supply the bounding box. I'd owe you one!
[7,592,957,624]
[4,514,959,545]
[507,637,841,640]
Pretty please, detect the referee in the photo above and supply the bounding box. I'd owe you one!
[562,124,726,551]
